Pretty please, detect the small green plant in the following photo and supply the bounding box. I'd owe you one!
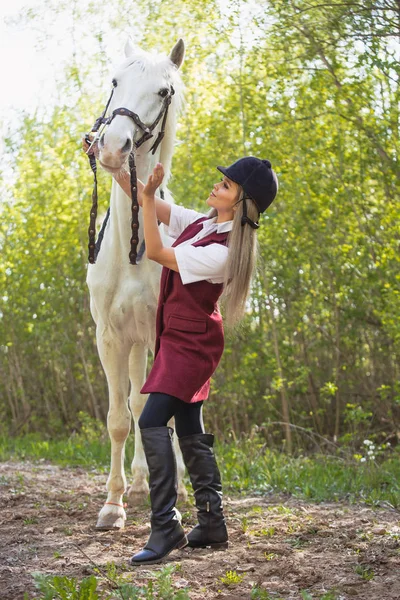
[23,517,39,525]
[267,505,293,515]
[251,586,282,599]
[220,570,244,586]
[250,505,264,514]
[301,591,340,600]
[15,472,25,486]
[90,562,126,588]
[53,551,63,559]
[241,515,249,533]
[355,564,375,580]
[287,536,308,549]
[264,552,278,561]
[32,573,100,600]
[254,526,276,537]
[357,530,373,542]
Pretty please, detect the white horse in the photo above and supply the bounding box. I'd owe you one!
[86,39,187,530]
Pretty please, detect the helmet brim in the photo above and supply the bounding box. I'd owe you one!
[217,166,242,189]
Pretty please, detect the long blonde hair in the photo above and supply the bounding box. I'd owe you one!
[209,189,259,327]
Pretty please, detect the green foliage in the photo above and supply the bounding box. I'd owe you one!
[251,588,277,600]
[30,565,190,600]
[249,587,341,600]
[32,573,99,600]
[1,0,400,450]
[0,412,111,468]
[2,431,400,505]
[354,564,375,581]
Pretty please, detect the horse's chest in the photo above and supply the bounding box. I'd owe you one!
[88,269,157,327]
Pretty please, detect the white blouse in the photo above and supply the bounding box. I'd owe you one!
[166,204,232,285]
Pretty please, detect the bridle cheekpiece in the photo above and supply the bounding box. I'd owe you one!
[85,79,175,265]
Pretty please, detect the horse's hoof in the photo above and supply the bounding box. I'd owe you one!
[96,504,126,530]
[126,484,149,507]
[96,514,125,530]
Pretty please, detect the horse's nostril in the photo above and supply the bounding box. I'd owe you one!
[99,133,105,147]
[122,138,132,154]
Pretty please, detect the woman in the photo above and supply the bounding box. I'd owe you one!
[84,141,278,564]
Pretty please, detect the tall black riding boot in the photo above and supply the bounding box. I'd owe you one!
[129,427,188,565]
[179,433,228,549]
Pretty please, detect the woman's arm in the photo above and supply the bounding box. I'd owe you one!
[112,170,172,227]
[141,163,179,272]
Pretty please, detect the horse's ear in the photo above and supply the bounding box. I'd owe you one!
[169,39,185,69]
[124,37,136,58]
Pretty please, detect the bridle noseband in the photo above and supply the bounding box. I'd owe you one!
[86,79,175,265]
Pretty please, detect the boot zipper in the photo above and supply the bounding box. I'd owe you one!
[206,501,210,512]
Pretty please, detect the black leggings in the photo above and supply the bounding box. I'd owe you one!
[139,392,205,438]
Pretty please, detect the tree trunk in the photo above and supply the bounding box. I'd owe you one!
[262,270,292,453]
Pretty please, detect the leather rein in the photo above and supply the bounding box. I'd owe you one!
[85,79,174,265]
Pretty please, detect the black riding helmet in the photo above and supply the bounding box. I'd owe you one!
[217,157,278,229]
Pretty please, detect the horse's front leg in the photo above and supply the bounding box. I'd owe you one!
[127,342,149,505]
[96,331,131,530]
[172,427,188,504]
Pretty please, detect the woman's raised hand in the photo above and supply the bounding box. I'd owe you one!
[143,163,165,199]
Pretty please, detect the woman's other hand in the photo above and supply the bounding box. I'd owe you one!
[82,135,99,158]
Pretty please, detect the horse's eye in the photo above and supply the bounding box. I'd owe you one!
[158,88,169,98]
[112,78,117,88]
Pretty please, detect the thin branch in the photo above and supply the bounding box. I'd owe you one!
[73,543,125,599]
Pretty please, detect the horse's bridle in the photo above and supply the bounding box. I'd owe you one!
[85,79,175,265]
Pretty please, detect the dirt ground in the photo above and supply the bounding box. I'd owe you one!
[0,461,399,600]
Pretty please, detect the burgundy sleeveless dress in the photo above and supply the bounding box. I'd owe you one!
[141,217,229,403]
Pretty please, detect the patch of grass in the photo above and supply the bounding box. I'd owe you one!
[0,432,112,471]
[29,564,190,599]
[2,424,400,505]
[0,412,113,470]
[217,436,400,505]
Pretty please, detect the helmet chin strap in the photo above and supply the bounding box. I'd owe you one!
[240,198,260,229]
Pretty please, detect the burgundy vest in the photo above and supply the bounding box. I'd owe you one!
[141,217,229,403]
